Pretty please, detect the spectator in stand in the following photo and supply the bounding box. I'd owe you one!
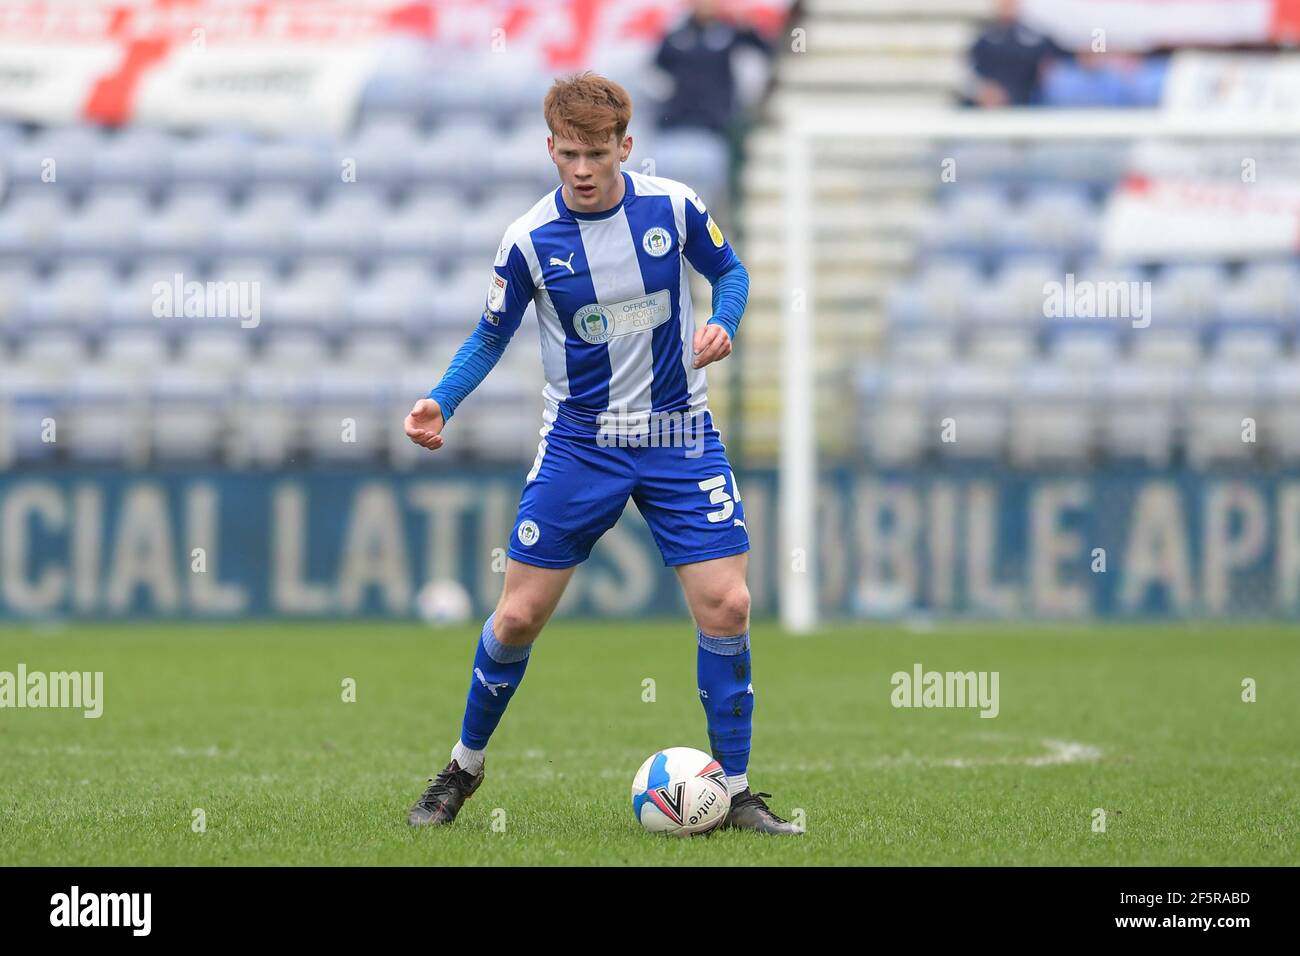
[1040,49,1169,107]
[966,0,1067,107]
[648,0,772,230]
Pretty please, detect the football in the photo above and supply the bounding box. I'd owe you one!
[415,579,473,626]
[631,747,730,836]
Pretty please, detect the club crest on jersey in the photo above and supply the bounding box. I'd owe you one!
[642,226,672,257]
[516,520,540,547]
[574,305,615,344]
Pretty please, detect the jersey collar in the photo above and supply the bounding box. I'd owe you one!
[555,171,634,221]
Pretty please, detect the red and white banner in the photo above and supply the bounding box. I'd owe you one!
[1101,175,1300,260]
[1020,0,1300,53]
[0,1,792,133]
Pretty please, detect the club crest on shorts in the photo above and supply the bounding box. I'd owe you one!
[642,226,672,257]
[516,520,540,547]
[574,305,614,344]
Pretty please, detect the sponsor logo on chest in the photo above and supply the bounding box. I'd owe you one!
[573,289,672,345]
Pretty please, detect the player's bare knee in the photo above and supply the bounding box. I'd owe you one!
[702,584,750,636]
[493,601,547,645]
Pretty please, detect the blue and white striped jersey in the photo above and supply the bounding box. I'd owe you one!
[480,170,739,434]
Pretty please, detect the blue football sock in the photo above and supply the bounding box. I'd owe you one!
[696,628,753,781]
[459,613,531,750]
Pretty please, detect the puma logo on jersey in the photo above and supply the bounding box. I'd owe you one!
[474,667,509,697]
[549,252,576,274]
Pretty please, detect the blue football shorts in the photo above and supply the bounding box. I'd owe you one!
[507,411,750,568]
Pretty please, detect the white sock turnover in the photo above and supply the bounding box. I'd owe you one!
[450,740,485,774]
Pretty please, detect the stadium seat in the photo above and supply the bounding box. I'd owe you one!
[309,364,394,461]
[0,364,65,465]
[227,363,316,466]
[266,260,354,331]
[170,130,255,188]
[249,136,336,187]
[67,364,149,464]
[297,188,389,259]
[1150,264,1224,326]
[0,193,73,261]
[138,190,230,258]
[102,329,171,367]
[1131,328,1202,366]
[864,365,932,465]
[1100,362,1184,464]
[26,263,118,330]
[218,191,313,260]
[1265,360,1300,462]
[937,362,1014,459]
[150,365,233,462]
[7,126,100,186]
[183,329,253,369]
[1187,364,1261,466]
[91,127,173,186]
[1049,328,1121,367]
[378,195,465,261]
[0,264,35,327]
[342,116,423,186]
[57,188,151,259]
[349,263,441,331]
[889,329,955,367]
[968,329,1035,366]
[1009,364,1098,464]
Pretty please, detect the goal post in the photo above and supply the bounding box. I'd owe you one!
[775,107,1300,633]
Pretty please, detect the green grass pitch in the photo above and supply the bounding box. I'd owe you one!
[1,620,1296,866]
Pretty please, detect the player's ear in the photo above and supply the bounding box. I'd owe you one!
[620,134,632,163]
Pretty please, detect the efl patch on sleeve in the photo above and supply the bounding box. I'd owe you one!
[486,273,507,312]
[706,215,724,247]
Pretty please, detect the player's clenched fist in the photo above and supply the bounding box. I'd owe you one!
[404,398,446,451]
[693,323,732,369]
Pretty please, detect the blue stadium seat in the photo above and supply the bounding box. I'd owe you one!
[342,116,423,186]
[297,188,389,258]
[25,263,118,330]
[0,364,65,464]
[249,136,335,187]
[58,188,151,259]
[350,262,441,331]
[0,193,73,261]
[183,329,253,368]
[91,127,172,186]
[67,364,148,464]
[1010,364,1098,464]
[170,130,255,188]
[8,126,101,186]
[378,195,463,261]
[150,365,233,462]
[937,362,1014,459]
[139,190,229,258]
[264,261,353,332]
[218,191,312,259]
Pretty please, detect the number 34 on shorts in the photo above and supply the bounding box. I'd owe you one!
[507,424,750,569]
